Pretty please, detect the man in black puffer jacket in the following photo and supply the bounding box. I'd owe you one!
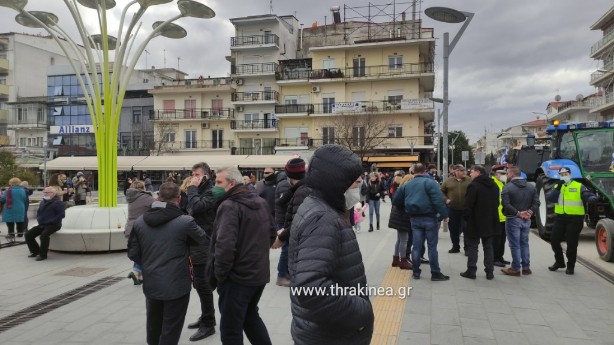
[461,165,500,280]
[289,144,374,345]
[185,162,217,341]
[128,182,206,345]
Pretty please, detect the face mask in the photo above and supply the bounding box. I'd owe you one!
[498,175,507,183]
[212,186,226,201]
[561,176,572,184]
[345,187,361,209]
[42,196,51,200]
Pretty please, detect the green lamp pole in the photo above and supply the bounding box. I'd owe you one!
[0,0,215,207]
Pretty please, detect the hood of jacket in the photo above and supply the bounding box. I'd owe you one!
[275,170,288,184]
[306,144,363,213]
[126,188,152,203]
[218,184,261,210]
[142,201,185,227]
[510,178,528,188]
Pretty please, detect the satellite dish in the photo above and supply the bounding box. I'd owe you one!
[576,94,584,101]
[554,95,561,101]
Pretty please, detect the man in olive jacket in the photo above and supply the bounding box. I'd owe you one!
[210,166,277,345]
[289,144,374,345]
[128,182,206,345]
[461,166,500,280]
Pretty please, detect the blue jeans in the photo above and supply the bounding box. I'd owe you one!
[505,217,531,270]
[277,241,289,278]
[368,199,381,225]
[410,216,441,276]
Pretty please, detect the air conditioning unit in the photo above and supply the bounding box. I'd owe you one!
[235,79,244,85]
[236,106,244,112]
[201,122,210,129]
[312,86,321,93]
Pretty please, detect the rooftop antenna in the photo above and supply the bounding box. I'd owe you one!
[163,49,166,68]
[177,57,182,70]
[144,49,150,70]
[270,0,273,14]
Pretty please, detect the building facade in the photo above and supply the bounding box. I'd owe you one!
[590,5,614,120]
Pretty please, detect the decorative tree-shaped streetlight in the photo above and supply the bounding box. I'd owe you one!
[0,0,215,207]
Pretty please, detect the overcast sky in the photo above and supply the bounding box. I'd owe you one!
[1,0,612,142]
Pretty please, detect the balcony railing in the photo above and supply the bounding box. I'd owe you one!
[7,120,47,128]
[231,91,279,102]
[275,138,311,147]
[275,104,315,114]
[236,146,275,155]
[231,119,278,130]
[233,63,278,75]
[590,61,614,84]
[152,77,232,89]
[158,140,234,150]
[152,108,234,120]
[310,135,434,149]
[555,99,599,113]
[231,34,279,47]
[591,29,614,56]
[277,62,434,81]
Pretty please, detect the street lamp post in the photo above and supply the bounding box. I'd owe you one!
[436,108,442,174]
[0,0,215,207]
[426,6,474,176]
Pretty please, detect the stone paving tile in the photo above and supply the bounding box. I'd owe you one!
[481,297,513,315]
[431,306,460,326]
[431,324,463,345]
[463,336,498,345]
[460,317,495,339]
[457,302,488,320]
[397,330,430,344]
[488,313,522,332]
[493,330,531,345]
[401,313,431,333]
[431,294,457,309]
[513,307,549,326]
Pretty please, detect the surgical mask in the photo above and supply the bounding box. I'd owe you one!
[561,176,572,184]
[345,187,361,210]
[498,175,507,183]
[42,196,51,200]
[212,186,226,201]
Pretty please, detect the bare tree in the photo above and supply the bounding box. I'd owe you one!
[327,112,391,162]
[152,121,179,156]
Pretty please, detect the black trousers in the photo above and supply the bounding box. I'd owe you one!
[492,221,506,261]
[448,208,466,249]
[6,222,26,235]
[146,293,190,345]
[217,280,271,345]
[25,224,62,258]
[192,263,216,327]
[465,236,494,274]
[551,215,584,269]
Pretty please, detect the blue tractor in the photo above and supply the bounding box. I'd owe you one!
[533,121,614,262]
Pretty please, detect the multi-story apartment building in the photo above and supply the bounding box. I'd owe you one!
[276,16,435,165]
[229,14,300,155]
[1,33,74,146]
[590,5,614,120]
[496,118,547,154]
[149,76,236,156]
[544,94,601,124]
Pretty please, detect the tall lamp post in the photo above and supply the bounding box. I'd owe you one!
[0,0,215,207]
[425,6,474,175]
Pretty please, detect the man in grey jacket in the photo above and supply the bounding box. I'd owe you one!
[500,166,540,276]
[128,182,206,345]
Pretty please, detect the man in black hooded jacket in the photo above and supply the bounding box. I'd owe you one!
[461,166,500,280]
[128,182,206,345]
[289,144,374,345]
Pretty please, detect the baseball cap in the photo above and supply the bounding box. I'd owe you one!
[559,167,571,174]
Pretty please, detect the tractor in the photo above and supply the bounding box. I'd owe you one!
[533,121,614,262]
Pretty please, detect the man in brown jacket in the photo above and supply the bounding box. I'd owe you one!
[441,165,471,254]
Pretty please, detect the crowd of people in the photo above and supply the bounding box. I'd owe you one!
[1,143,599,344]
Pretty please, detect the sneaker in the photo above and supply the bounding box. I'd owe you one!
[276,276,291,287]
[431,272,450,281]
[500,267,520,276]
[459,271,476,280]
[486,272,494,280]
[522,268,532,275]
[493,261,506,267]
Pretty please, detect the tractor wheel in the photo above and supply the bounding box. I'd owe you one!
[535,174,556,241]
[595,219,614,262]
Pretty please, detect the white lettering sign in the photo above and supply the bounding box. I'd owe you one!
[332,102,362,113]
[401,98,433,110]
[49,125,94,134]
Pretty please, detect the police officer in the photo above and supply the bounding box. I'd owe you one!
[546,167,597,275]
[491,169,509,267]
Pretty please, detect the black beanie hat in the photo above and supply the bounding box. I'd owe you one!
[285,158,306,180]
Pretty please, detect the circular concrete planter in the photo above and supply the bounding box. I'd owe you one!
[49,204,128,252]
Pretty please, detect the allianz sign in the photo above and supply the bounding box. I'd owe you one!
[49,125,94,134]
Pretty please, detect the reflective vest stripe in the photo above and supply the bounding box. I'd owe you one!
[492,176,506,222]
[554,181,585,215]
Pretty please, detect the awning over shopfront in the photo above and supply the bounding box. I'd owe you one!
[39,155,300,171]
[363,155,420,168]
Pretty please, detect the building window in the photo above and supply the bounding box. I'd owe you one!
[388,125,402,137]
[353,57,366,77]
[212,129,223,148]
[185,130,197,149]
[388,55,403,69]
[353,126,365,147]
[132,109,141,124]
[388,94,403,105]
[244,113,259,123]
[163,132,176,143]
[322,127,335,145]
[185,99,196,118]
[323,58,335,70]
[19,138,26,147]
[322,96,335,113]
[37,108,44,123]
[17,108,27,123]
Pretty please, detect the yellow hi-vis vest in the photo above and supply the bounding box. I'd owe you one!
[554,180,585,215]
[491,176,506,222]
